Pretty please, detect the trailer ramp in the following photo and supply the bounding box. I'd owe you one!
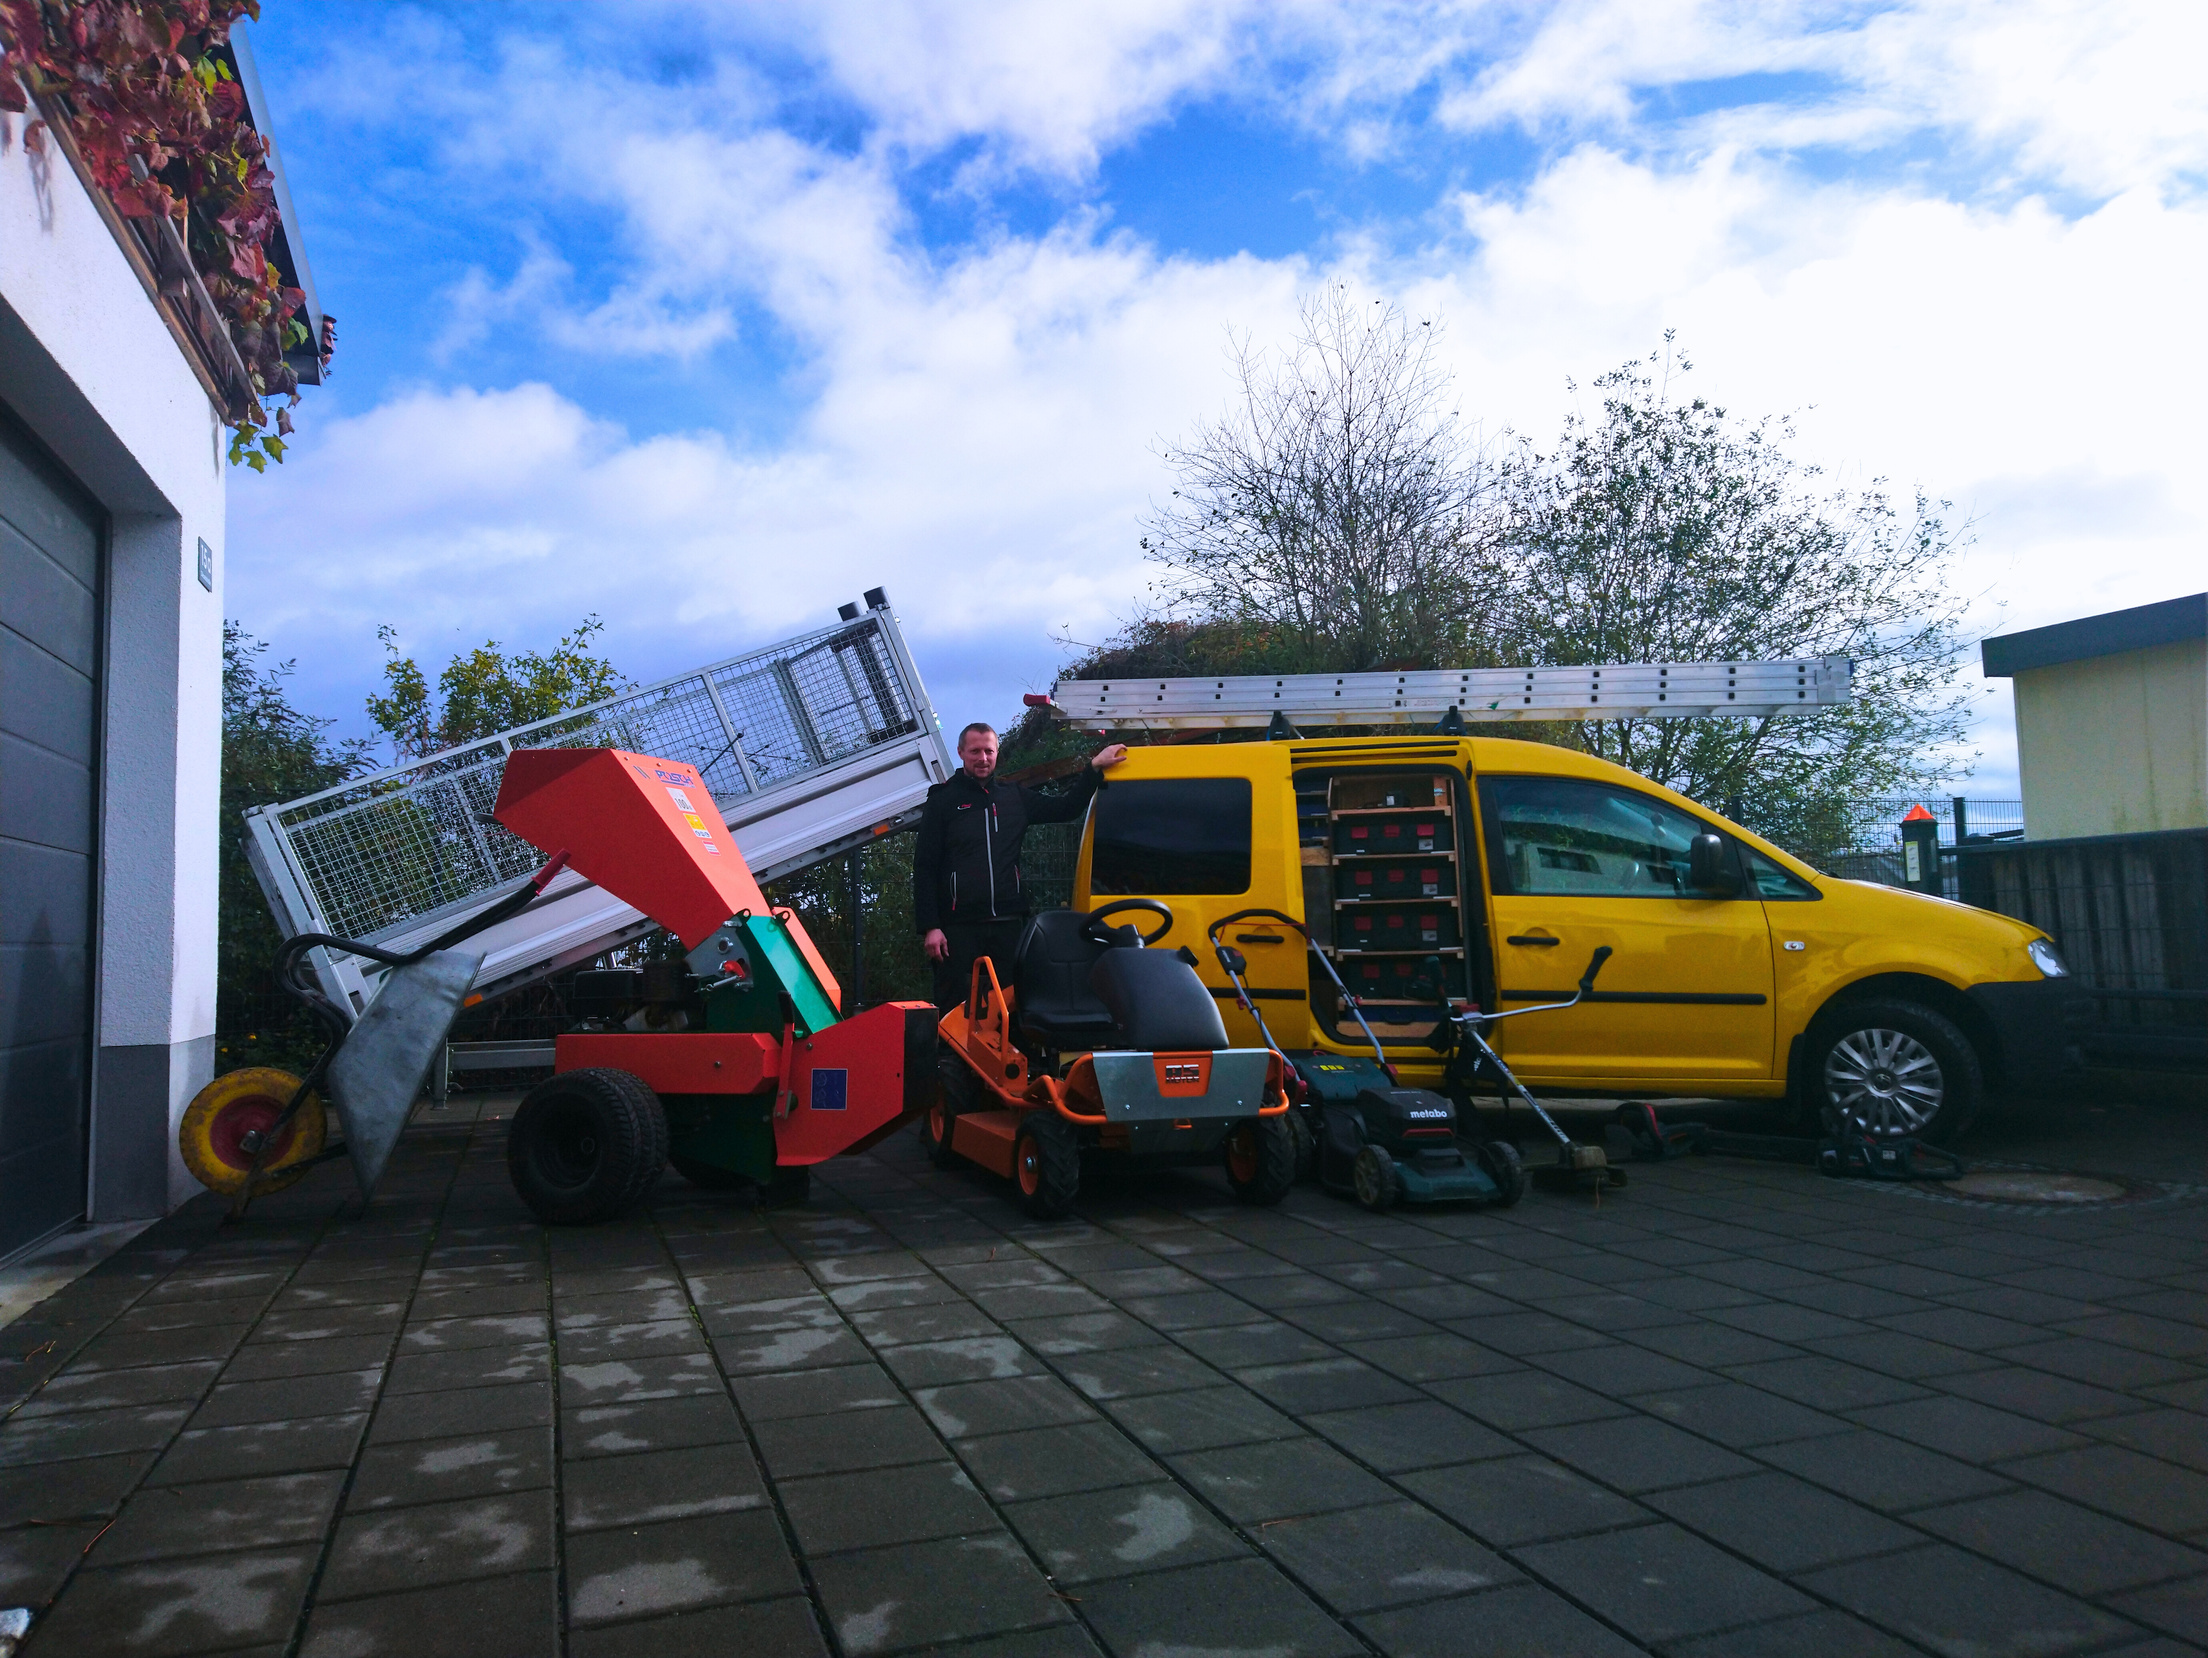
[244,594,952,1016]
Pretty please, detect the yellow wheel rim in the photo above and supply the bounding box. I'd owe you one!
[178,1067,327,1196]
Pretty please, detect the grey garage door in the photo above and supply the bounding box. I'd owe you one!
[0,409,102,1259]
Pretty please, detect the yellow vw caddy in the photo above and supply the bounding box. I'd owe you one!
[1061,733,2084,1143]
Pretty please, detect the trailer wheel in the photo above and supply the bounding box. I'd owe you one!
[1476,1140,1528,1208]
[1012,1112,1081,1220]
[1352,1145,1400,1213]
[1806,999,1983,1145]
[1225,1118,1296,1206]
[508,1068,667,1225]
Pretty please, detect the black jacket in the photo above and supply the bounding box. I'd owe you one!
[913,765,1102,933]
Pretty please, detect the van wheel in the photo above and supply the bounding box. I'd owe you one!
[1807,1000,1982,1145]
[1225,1118,1296,1206]
[1012,1112,1081,1220]
[508,1068,667,1225]
[1352,1145,1400,1212]
[1476,1140,1528,1208]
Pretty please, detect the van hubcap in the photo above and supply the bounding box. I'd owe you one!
[1825,1029,1943,1135]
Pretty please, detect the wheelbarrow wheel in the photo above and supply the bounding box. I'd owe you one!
[508,1068,667,1225]
[1476,1139,1528,1208]
[1224,1117,1296,1206]
[178,1068,328,1197]
[1351,1145,1400,1213]
[1012,1111,1081,1220]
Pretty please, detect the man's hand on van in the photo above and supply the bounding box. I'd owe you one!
[1091,744,1129,769]
[923,928,950,961]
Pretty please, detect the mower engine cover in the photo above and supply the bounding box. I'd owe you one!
[1355,1085,1459,1149]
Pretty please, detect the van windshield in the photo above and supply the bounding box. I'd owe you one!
[1091,778,1253,895]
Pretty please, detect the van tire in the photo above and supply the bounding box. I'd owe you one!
[508,1068,668,1225]
[1225,1118,1296,1206]
[1805,1000,1982,1145]
[1013,1112,1082,1219]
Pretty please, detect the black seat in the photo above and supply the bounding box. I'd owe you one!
[1009,910,1118,1050]
[1089,949,1229,1052]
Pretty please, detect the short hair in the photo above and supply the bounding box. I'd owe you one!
[957,722,998,747]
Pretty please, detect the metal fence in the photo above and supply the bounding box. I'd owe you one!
[249,612,924,949]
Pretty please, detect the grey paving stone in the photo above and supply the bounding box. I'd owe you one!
[2084,1407,2208,1474]
[383,1342,547,1394]
[1230,1272,1364,1312]
[561,1351,725,1404]
[0,1402,190,1468]
[319,1489,555,1600]
[881,1335,1044,1387]
[1316,1257,1452,1293]
[1006,1309,1170,1353]
[1622,1320,1796,1367]
[221,1334,395,1382]
[955,1420,1165,1502]
[752,1404,946,1478]
[1910,1487,2208,1596]
[1078,1264,1211,1298]
[564,1394,747,1459]
[1666,1606,1943,1657]
[1718,1353,1933,1411]
[1078,1556,1363,1658]
[256,1303,409,1342]
[408,1282,549,1321]
[11,1360,220,1418]
[21,1543,318,1657]
[698,1292,840,1336]
[2107,1574,2208,1648]
[147,1413,368,1485]
[1802,1541,2136,1657]
[1376,1282,1518,1321]
[1053,1344,1224,1400]
[940,1257,1073,1292]
[395,1313,546,1353]
[1520,1413,1761,1493]
[1702,1300,1871,1342]
[1848,1394,2088,1463]
[915,1374,1096,1439]
[1938,1365,2151,1424]
[1646,1470,1923,1573]
[1182,1248,1306,1283]
[809,1531,1073,1655]
[2060,1312,2208,1361]
[348,1427,552,1510]
[971,1282,1112,1321]
[190,1367,383,1429]
[0,1519,102,1608]
[1354,1583,1645,1658]
[365,1381,550,1444]
[556,1318,709,1364]
[1347,1333,1520,1385]
[781,1459,999,1553]
[1427,1369,1633,1431]
[567,1594,830,1658]
[1117,1289,1272,1331]
[1531,1343,1713,1399]
[2000,1443,2208,1534]
[1005,1480,1247,1583]
[110,1294,274,1333]
[1804,1328,1997,1379]
[1627,1379,1851,1448]
[1169,1436,1398,1523]
[1100,1383,1306,1455]
[1173,1319,1337,1369]
[1397,1455,1653,1546]
[1260,1499,1519,1613]
[849,1300,1002,1348]
[564,1441,766,1530]
[91,1470,344,1565]
[1515,1521,1813,1644]
[1284,1300,1437,1344]
[733,1361,901,1421]
[712,1322,873,1373]
[1757,1427,2014,1511]
[1302,1400,1516,1473]
[297,1569,561,1658]
[1995,1337,2202,1391]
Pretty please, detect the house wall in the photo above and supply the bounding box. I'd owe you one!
[2,107,229,1220]
[2014,637,2208,840]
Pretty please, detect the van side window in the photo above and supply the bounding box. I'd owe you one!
[1479,776,1725,898]
[1743,847,1820,901]
[1091,778,1253,895]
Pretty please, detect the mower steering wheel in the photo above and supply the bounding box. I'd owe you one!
[1085,899,1175,945]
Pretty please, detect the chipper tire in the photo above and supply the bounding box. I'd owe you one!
[1476,1139,1529,1208]
[1012,1111,1082,1220]
[1224,1117,1296,1206]
[508,1067,668,1225]
[1352,1145,1401,1213]
[178,1068,328,1197]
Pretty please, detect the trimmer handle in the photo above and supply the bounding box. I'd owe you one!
[1577,946,1614,997]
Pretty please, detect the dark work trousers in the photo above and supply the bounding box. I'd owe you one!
[932,919,1026,1014]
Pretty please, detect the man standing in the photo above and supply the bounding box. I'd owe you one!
[915,723,1128,1010]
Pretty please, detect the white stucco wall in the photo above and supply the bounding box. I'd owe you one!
[2,105,230,1216]
[2013,638,2208,840]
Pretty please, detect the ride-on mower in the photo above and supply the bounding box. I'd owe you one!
[1207,909,1528,1213]
[929,900,1299,1219]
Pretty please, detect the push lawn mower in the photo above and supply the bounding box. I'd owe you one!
[1207,909,1528,1213]
[929,899,1299,1219]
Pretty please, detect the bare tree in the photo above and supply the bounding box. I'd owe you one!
[1140,284,1504,672]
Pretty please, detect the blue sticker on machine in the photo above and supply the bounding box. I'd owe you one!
[810,1069,848,1111]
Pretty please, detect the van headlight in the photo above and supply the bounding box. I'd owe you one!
[2027,939,2068,978]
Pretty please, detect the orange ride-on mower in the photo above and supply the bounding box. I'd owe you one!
[927,900,1299,1219]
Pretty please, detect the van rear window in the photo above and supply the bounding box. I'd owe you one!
[1091,779,1253,895]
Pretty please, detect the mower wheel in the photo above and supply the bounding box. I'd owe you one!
[669,1154,750,1190]
[1352,1145,1400,1212]
[1286,1109,1318,1184]
[508,1067,668,1225]
[1476,1139,1528,1208]
[1224,1118,1296,1206]
[178,1068,328,1197]
[921,1050,974,1170]
[759,1165,811,1208]
[1012,1112,1081,1220]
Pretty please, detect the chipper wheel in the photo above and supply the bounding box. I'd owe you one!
[178,1068,328,1197]
[507,1067,668,1225]
[1011,1111,1082,1220]
[1351,1145,1401,1213]
[1224,1117,1297,1206]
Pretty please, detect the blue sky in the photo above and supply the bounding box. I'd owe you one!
[226,1,2208,793]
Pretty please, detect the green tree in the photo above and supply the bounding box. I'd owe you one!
[367,615,628,760]
[218,623,377,1075]
[1495,340,1975,856]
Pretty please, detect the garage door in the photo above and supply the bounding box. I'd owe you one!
[0,409,102,1259]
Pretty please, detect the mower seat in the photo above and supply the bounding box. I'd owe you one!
[1009,909,1119,1050]
[1089,948,1229,1052]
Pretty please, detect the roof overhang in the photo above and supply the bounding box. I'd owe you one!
[1982,593,2207,678]
[222,25,326,387]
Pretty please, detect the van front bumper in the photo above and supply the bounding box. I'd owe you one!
[1966,978,2092,1089]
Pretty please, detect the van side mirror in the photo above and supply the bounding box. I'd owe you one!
[1688,832,1735,893]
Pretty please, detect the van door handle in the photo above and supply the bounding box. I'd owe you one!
[1506,935,1560,947]
[1235,933,1284,945]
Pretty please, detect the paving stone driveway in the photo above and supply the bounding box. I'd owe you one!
[3,1101,2206,1658]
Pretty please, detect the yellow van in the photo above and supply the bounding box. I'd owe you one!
[1066,733,2085,1144]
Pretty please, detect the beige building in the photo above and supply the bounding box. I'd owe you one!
[1983,593,2208,841]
